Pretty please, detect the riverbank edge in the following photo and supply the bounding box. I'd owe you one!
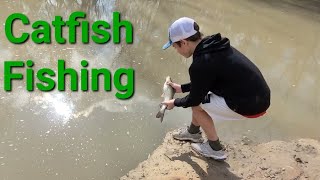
[120,130,320,180]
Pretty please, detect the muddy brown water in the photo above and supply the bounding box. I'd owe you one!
[0,0,319,179]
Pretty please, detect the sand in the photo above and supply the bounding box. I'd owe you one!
[121,130,320,180]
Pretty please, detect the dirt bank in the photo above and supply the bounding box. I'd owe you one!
[121,130,320,180]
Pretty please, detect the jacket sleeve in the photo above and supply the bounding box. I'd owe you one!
[174,64,211,108]
[181,83,191,93]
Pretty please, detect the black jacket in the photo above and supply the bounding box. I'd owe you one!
[174,33,270,116]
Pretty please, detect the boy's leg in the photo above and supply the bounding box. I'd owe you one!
[191,106,218,141]
[172,105,222,146]
[187,111,201,134]
[191,106,226,160]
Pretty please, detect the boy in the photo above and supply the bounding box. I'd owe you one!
[161,17,270,160]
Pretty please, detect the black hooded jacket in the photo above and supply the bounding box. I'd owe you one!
[174,33,270,116]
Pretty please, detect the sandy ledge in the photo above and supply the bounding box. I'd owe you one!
[121,130,320,180]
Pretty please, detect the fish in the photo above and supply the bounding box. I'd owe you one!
[156,76,175,122]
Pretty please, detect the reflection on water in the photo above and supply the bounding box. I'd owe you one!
[34,93,74,124]
[0,0,320,179]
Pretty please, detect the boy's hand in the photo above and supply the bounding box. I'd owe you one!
[167,82,182,93]
[161,99,175,110]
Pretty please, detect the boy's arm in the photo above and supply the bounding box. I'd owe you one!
[174,65,211,108]
[181,83,191,92]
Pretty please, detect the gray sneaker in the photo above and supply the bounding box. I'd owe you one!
[172,127,203,143]
[191,141,227,160]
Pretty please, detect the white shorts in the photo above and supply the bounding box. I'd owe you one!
[200,93,245,122]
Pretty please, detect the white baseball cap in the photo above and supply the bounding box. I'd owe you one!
[162,17,198,50]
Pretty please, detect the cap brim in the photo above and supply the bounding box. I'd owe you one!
[162,41,172,50]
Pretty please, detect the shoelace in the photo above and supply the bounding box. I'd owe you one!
[177,127,188,134]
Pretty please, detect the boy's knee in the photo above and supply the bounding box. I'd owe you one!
[192,106,204,112]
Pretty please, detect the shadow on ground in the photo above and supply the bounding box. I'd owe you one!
[172,151,241,180]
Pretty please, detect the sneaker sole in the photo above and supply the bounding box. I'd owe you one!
[173,136,204,143]
[191,146,227,161]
